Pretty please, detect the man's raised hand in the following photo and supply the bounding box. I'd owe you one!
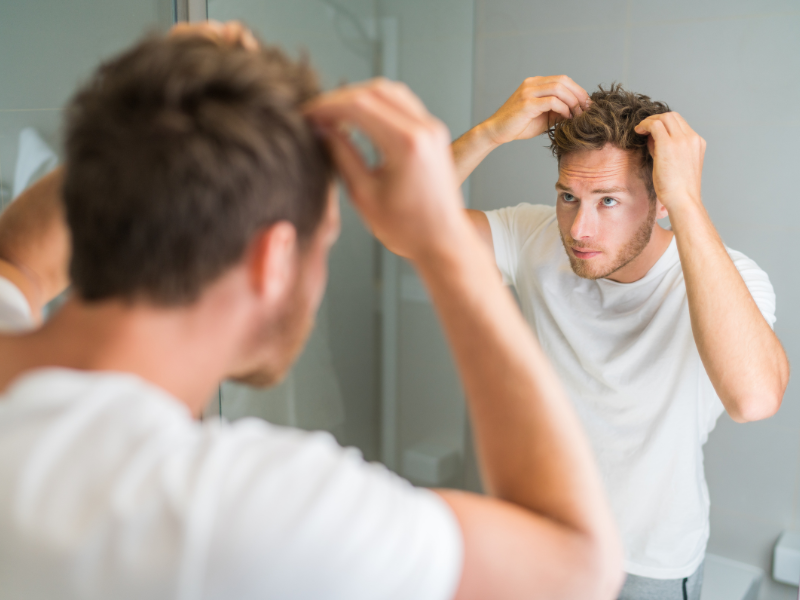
[170,19,259,51]
[634,112,706,212]
[305,79,469,262]
[451,75,589,185]
[481,75,590,146]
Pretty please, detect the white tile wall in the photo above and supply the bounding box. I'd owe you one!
[470,1,800,597]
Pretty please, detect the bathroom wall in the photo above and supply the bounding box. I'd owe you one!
[0,0,173,206]
[468,1,800,598]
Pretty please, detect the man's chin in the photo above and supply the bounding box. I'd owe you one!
[228,367,286,389]
[568,257,612,280]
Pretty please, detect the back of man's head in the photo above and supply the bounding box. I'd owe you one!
[548,83,669,199]
[64,33,332,306]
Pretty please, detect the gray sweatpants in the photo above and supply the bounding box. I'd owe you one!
[618,562,704,600]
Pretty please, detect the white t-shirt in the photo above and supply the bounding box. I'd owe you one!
[0,285,463,599]
[486,204,776,580]
[0,275,33,333]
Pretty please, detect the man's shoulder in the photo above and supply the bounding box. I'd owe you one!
[483,202,558,242]
[484,202,555,222]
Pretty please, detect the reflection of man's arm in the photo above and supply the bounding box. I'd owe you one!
[0,167,70,322]
[453,76,590,260]
[308,80,623,600]
[452,75,590,186]
[635,113,789,422]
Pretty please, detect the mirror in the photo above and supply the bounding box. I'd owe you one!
[0,1,797,598]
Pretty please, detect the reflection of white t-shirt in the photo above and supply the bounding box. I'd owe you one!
[0,275,33,332]
[0,284,463,599]
[486,204,776,580]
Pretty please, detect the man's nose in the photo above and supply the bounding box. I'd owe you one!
[570,204,597,240]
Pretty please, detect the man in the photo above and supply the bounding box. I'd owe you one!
[0,24,623,600]
[453,76,789,599]
[0,168,69,330]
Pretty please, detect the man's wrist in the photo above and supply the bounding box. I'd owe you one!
[468,121,503,153]
[410,212,481,275]
[664,194,709,233]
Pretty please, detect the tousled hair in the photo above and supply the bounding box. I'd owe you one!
[548,83,669,199]
[64,33,333,305]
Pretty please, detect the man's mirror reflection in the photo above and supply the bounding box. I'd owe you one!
[0,4,795,600]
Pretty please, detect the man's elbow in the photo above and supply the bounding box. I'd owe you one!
[571,531,625,600]
[728,388,785,423]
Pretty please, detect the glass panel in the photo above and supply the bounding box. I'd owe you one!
[209,0,382,460]
[0,0,174,208]
[209,0,476,482]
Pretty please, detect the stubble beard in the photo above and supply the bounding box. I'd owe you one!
[229,282,315,389]
[561,201,657,280]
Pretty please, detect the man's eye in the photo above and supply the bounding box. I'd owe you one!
[602,197,618,207]
[563,193,575,202]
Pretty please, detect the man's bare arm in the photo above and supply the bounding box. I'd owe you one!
[452,76,590,186]
[465,209,493,257]
[0,167,70,321]
[307,79,623,600]
[636,113,789,422]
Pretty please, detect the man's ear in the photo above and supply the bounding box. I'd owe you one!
[655,198,669,220]
[248,221,299,305]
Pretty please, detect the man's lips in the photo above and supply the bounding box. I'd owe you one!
[571,247,602,259]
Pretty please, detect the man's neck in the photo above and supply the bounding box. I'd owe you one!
[0,296,247,416]
[606,223,675,284]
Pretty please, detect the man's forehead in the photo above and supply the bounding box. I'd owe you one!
[557,145,641,188]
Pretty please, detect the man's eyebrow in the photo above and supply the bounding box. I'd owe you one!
[592,186,627,194]
[555,183,572,191]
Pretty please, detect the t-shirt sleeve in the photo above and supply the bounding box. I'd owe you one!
[483,203,556,287]
[726,248,776,329]
[0,276,33,333]
[202,419,463,600]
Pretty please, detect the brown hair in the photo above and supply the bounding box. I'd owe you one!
[63,33,332,305]
[548,83,669,199]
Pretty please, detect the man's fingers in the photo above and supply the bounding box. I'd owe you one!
[221,21,259,50]
[635,115,666,136]
[369,78,431,123]
[523,76,590,114]
[669,112,695,137]
[538,96,572,123]
[552,75,591,111]
[170,19,258,51]
[323,128,373,203]
[306,85,436,165]
[636,117,670,151]
[530,83,583,117]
